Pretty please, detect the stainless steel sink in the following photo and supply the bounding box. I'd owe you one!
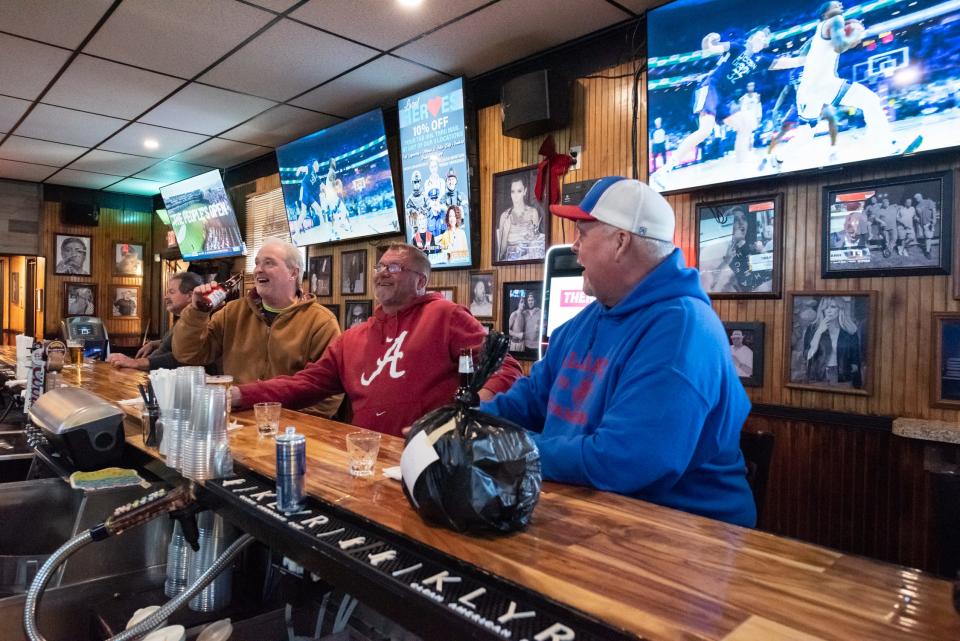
[0,430,33,484]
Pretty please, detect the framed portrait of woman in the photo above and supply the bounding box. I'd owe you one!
[696,194,782,299]
[491,165,548,266]
[784,291,876,395]
[501,281,543,361]
[63,282,97,318]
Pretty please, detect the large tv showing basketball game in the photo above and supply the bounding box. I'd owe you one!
[647,0,960,193]
[398,77,474,269]
[276,109,401,247]
[159,169,245,261]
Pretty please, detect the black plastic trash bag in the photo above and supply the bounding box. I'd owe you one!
[401,332,541,533]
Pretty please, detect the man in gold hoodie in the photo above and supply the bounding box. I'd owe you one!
[172,238,341,417]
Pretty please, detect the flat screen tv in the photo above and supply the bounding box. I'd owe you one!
[159,169,245,261]
[539,245,595,360]
[647,0,960,193]
[398,77,474,269]
[275,109,401,247]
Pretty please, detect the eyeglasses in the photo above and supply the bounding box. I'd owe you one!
[374,262,422,277]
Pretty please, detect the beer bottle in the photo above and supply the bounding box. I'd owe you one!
[454,348,479,408]
[196,273,243,312]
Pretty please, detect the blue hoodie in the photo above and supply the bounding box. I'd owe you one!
[482,249,756,527]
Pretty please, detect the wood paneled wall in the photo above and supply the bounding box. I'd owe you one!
[42,200,154,346]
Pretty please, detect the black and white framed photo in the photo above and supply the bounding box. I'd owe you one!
[113,242,144,276]
[501,281,543,361]
[341,249,367,295]
[468,271,495,320]
[932,312,960,408]
[308,254,333,296]
[822,171,952,278]
[785,291,876,395]
[343,300,373,329]
[723,322,764,387]
[321,303,340,323]
[10,272,18,306]
[491,165,548,266]
[63,282,96,317]
[427,287,457,302]
[110,285,140,318]
[55,234,92,276]
[696,195,781,298]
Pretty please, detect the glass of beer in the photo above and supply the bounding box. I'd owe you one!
[66,339,84,370]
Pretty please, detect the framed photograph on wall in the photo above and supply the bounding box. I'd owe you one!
[343,300,373,330]
[822,171,952,278]
[308,254,333,296]
[113,242,144,276]
[696,194,781,298]
[468,271,495,320]
[501,281,543,361]
[491,165,548,266]
[341,249,367,295]
[931,312,960,408]
[427,287,457,302]
[10,272,18,306]
[55,234,92,276]
[784,291,876,395]
[723,322,764,387]
[63,282,97,317]
[321,303,340,322]
[110,285,140,319]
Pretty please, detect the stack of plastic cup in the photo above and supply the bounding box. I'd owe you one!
[164,520,191,597]
[187,512,235,612]
[181,385,231,481]
[165,366,205,470]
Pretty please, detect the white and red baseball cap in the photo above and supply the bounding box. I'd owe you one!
[550,177,675,242]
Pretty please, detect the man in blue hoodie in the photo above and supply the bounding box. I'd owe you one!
[481,177,756,527]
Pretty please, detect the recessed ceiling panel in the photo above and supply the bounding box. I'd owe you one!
[139,83,276,136]
[221,105,341,147]
[172,137,271,168]
[133,160,212,185]
[67,149,157,176]
[0,158,58,182]
[99,123,209,159]
[200,19,376,102]
[0,0,116,49]
[0,136,86,167]
[0,33,72,101]
[0,96,32,134]
[104,177,168,196]
[16,104,127,147]
[292,0,491,51]
[292,56,445,117]
[44,55,185,120]
[83,0,274,78]
[46,168,125,190]
[394,0,630,76]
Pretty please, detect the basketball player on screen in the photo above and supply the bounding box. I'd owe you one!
[786,1,921,163]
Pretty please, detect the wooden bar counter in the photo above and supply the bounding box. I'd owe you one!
[7,348,959,641]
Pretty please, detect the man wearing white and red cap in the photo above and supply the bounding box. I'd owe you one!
[482,177,756,527]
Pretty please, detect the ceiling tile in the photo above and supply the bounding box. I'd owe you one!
[83,0,274,78]
[0,0,117,49]
[0,33,72,101]
[67,149,157,176]
[139,83,276,136]
[292,56,446,117]
[244,0,301,12]
[394,0,629,76]
[45,168,125,190]
[0,96,32,133]
[292,0,491,51]
[0,136,86,167]
[44,55,185,120]
[200,19,376,102]
[99,123,209,159]
[104,177,167,196]
[221,105,340,147]
[133,160,212,185]
[0,159,58,182]
[172,137,270,168]
[615,0,662,14]
[15,103,127,147]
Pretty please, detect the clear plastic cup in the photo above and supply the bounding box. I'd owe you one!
[346,431,381,477]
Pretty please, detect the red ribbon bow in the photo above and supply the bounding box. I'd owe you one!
[534,135,574,206]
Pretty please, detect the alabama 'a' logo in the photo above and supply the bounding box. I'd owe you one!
[360,331,408,386]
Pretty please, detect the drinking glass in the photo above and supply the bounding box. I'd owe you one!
[66,339,84,370]
[253,402,281,437]
[206,375,234,424]
[345,431,381,477]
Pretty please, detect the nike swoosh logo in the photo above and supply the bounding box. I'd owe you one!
[376,411,386,417]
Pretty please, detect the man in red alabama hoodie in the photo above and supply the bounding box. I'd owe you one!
[233,243,522,436]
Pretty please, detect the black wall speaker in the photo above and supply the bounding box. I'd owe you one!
[61,200,100,226]
[500,69,570,140]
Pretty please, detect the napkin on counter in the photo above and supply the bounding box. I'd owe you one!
[382,466,401,482]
